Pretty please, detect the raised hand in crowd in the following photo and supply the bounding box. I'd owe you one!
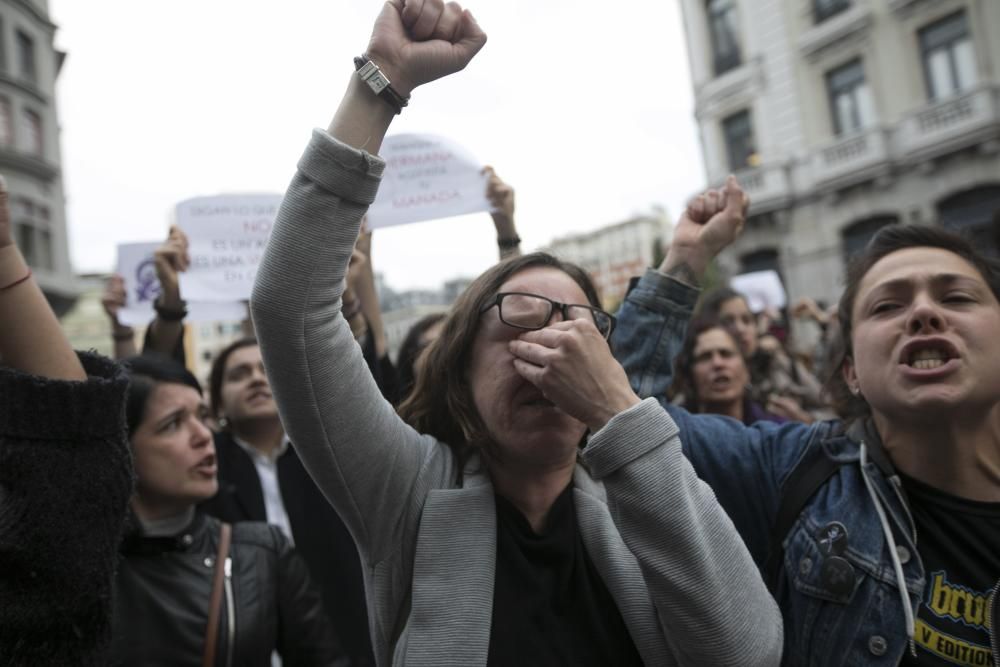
[145,225,190,359]
[251,2,783,664]
[0,175,84,380]
[659,175,749,286]
[0,170,132,665]
[483,165,522,259]
[101,274,138,359]
[614,166,1000,663]
[328,0,487,153]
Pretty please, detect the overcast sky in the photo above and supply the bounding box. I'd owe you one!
[49,0,706,290]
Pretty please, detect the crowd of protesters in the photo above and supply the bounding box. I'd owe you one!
[2,1,999,666]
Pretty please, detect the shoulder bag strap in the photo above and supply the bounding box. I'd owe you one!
[202,522,233,667]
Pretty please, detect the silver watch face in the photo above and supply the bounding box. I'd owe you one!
[367,71,390,94]
[358,61,390,94]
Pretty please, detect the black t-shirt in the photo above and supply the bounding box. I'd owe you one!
[487,485,644,667]
[900,474,1000,667]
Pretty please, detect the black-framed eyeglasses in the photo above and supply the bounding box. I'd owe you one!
[480,292,617,340]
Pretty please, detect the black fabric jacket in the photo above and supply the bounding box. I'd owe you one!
[202,431,375,667]
[112,511,347,667]
[0,353,132,667]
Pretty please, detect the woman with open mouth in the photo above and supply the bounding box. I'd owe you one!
[249,1,783,665]
[670,315,789,425]
[615,212,1000,665]
[111,354,347,666]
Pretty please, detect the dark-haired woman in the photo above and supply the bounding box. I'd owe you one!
[394,312,446,404]
[615,218,1000,665]
[698,286,826,420]
[250,4,782,666]
[671,316,787,426]
[111,355,345,666]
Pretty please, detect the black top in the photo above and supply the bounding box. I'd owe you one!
[201,432,375,666]
[0,353,133,667]
[114,511,345,666]
[487,484,644,666]
[899,474,1000,667]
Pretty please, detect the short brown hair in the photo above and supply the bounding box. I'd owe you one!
[828,224,1000,420]
[397,252,601,479]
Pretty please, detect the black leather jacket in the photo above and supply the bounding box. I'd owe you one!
[112,511,347,666]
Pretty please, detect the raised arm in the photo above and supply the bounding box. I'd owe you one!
[483,166,521,260]
[250,0,486,562]
[142,225,189,363]
[101,274,138,359]
[611,178,821,563]
[613,177,747,399]
[0,176,84,380]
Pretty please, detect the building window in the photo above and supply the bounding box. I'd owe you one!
[826,59,875,136]
[722,110,757,171]
[707,0,741,76]
[37,228,52,270]
[814,0,850,23]
[15,222,33,264]
[0,19,6,72]
[937,186,1000,258]
[0,98,12,147]
[842,216,899,264]
[920,11,977,101]
[21,109,42,155]
[740,248,781,275]
[16,30,35,83]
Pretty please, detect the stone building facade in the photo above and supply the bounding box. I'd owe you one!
[680,0,1000,303]
[0,0,77,313]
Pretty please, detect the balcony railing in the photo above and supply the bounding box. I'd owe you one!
[896,85,1000,162]
[812,127,891,189]
[798,1,873,59]
[729,163,792,213]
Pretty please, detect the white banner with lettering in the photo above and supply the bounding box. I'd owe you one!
[176,193,283,302]
[730,270,787,313]
[366,134,491,229]
[116,242,246,327]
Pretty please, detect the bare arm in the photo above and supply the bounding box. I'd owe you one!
[144,225,189,357]
[0,176,85,380]
[483,166,521,260]
[658,176,749,287]
[101,274,138,359]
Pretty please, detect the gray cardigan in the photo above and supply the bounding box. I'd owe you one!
[251,130,783,667]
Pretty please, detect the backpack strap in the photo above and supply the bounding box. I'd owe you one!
[764,425,845,592]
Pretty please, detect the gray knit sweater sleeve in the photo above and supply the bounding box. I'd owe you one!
[583,398,784,666]
[251,130,452,566]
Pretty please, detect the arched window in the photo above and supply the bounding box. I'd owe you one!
[740,248,780,275]
[842,215,899,264]
[937,186,1000,257]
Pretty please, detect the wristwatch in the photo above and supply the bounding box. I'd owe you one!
[354,55,409,114]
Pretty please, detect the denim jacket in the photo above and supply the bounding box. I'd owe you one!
[612,268,1000,667]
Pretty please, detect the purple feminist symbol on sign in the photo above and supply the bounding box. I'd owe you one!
[134,258,162,303]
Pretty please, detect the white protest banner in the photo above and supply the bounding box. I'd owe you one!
[116,242,246,327]
[176,193,283,302]
[730,270,787,313]
[367,133,491,229]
